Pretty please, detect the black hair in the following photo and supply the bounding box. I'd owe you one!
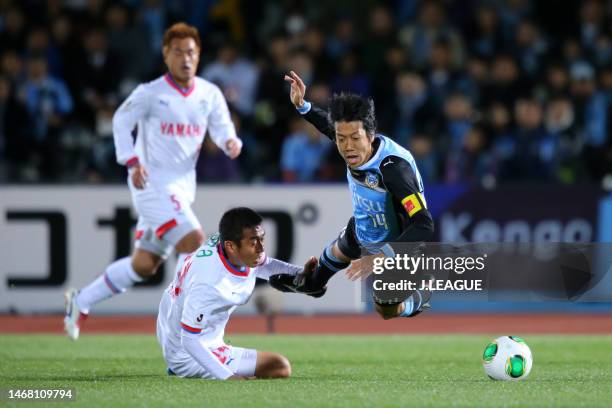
[219,207,263,246]
[328,93,377,135]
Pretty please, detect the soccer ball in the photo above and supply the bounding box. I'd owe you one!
[482,336,533,381]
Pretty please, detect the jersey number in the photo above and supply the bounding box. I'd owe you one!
[170,194,181,211]
[369,213,388,229]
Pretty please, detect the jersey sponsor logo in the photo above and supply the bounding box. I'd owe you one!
[160,122,202,137]
[401,194,422,217]
[352,190,385,213]
[365,172,379,189]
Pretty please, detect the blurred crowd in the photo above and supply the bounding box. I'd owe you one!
[0,0,611,186]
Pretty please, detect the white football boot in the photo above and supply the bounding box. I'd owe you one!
[64,289,87,340]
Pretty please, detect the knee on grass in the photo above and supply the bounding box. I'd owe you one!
[256,353,291,379]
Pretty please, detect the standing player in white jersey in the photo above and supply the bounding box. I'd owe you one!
[64,23,242,340]
[158,207,315,380]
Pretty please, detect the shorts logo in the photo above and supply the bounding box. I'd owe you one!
[196,314,203,322]
[365,173,379,189]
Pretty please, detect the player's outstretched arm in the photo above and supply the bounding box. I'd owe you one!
[267,257,326,298]
[284,71,335,140]
[255,256,314,281]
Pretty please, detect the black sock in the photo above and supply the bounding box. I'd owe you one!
[310,246,350,287]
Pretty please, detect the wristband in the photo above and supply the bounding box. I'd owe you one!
[125,156,139,168]
[296,100,312,115]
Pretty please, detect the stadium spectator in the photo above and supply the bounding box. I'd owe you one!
[467,5,503,59]
[201,42,259,117]
[361,4,397,77]
[394,71,428,146]
[196,135,242,183]
[105,3,154,81]
[494,97,557,181]
[445,125,492,185]
[0,75,31,181]
[399,0,464,70]
[280,117,331,183]
[443,93,475,152]
[569,60,612,180]
[409,133,437,185]
[0,6,27,52]
[1,50,24,86]
[0,0,610,185]
[19,55,73,180]
[326,18,355,59]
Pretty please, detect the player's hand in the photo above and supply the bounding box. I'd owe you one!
[225,138,242,159]
[284,70,306,108]
[345,254,384,281]
[294,256,318,288]
[130,164,148,189]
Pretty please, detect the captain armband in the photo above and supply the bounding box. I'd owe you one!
[401,193,427,217]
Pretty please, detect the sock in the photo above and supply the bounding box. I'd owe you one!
[76,257,144,314]
[311,245,350,288]
[398,290,422,317]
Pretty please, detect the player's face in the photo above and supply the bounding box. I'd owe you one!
[235,225,266,267]
[335,121,374,168]
[163,37,200,85]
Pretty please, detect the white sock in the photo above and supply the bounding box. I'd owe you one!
[76,257,144,314]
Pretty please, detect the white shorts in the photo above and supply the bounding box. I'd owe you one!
[168,345,258,379]
[130,179,201,259]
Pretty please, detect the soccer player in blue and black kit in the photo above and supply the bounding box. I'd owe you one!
[270,71,434,320]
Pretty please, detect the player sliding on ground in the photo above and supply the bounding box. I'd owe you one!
[158,207,315,380]
[270,71,434,320]
[64,23,242,340]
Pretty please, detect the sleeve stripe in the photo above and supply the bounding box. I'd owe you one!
[125,156,139,167]
[180,322,202,334]
[417,192,428,209]
[401,194,422,217]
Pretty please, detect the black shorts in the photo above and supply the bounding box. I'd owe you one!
[336,217,362,260]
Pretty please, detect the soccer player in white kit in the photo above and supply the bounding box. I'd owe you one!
[64,23,242,340]
[158,207,315,380]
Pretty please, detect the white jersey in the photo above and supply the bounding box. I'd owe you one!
[113,74,239,201]
[157,236,301,363]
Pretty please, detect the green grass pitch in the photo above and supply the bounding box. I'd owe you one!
[1,334,611,407]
